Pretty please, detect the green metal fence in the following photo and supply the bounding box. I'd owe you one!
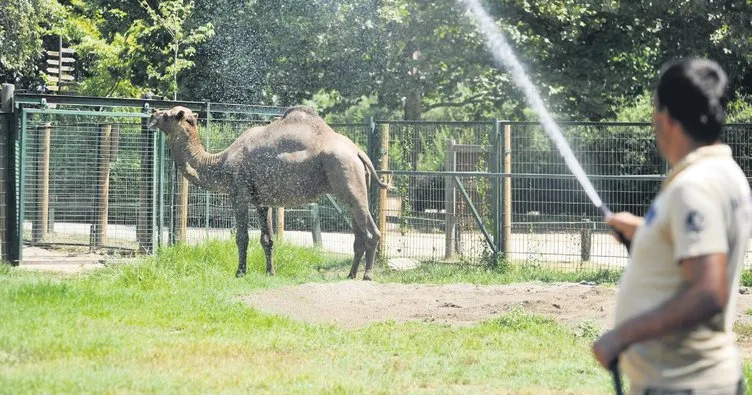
[11,95,295,264]
[5,92,752,272]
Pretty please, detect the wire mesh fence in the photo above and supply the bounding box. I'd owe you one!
[8,95,752,272]
[374,121,498,265]
[20,109,151,262]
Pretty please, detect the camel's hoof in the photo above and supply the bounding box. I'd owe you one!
[235,270,246,278]
[363,273,373,281]
[347,272,357,280]
[267,271,276,276]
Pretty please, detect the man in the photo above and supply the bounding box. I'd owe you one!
[592,57,751,394]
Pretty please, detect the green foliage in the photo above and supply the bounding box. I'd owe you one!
[742,269,752,288]
[53,1,144,97]
[611,91,655,123]
[137,0,215,99]
[3,0,752,126]
[302,90,399,124]
[0,0,214,99]
[0,0,65,85]
[728,96,752,123]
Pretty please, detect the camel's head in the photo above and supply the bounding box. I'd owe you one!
[147,106,198,135]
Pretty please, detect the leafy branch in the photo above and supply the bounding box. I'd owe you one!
[137,0,214,99]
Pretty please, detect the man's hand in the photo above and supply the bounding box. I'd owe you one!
[605,212,644,242]
[592,329,627,370]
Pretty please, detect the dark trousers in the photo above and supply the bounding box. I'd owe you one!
[641,379,745,395]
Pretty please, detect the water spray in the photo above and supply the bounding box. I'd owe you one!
[460,1,628,392]
[459,0,630,250]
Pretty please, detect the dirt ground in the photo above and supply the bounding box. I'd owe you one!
[241,280,752,356]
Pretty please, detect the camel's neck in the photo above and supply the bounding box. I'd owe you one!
[168,130,229,192]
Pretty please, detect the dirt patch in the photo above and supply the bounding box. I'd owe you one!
[241,281,752,355]
[242,281,619,329]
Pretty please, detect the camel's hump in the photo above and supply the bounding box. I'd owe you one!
[283,105,318,118]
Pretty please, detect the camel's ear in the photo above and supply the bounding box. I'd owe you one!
[175,110,185,121]
[186,113,197,127]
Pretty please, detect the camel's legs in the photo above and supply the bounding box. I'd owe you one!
[343,202,380,281]
[257,206,276,275]
[234,203,249,278]
[347,229,366,279]
[325,155,381,280]
[363,237,377,281]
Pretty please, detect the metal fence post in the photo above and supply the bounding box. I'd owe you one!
[491,120,501,264]
[17,108,27,263]
[204,102,211,238]
[157,127,165,250]
[32,123,51,243]
[444,139,457,259]
[94,123,112,247]
[139,101,156,254]
[0,84,16,264]
[168,160,175,246]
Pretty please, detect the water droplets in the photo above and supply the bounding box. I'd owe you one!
[460,0,605,210]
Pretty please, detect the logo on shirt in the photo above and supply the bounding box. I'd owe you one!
[645,206,656,225]
[685,210,705,233]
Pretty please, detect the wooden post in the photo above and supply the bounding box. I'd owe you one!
[32,123,51,243]
[503,124,512,255]
[176,175,188,243]
[0,84,14,261]
[311,204,322,247]
[94,124,112,247]
[276,207,285,240]
[89,224,96,253]
[581,223,592,262]
[110,124,120,161]
[444,139,457,259]
[377,124,389,257]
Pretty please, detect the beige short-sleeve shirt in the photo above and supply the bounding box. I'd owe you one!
[614,144,751,391]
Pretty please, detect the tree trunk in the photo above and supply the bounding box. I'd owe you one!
[403,48,423,121]
[403,88,423,121]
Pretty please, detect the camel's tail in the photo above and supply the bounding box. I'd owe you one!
[357,151,394,191]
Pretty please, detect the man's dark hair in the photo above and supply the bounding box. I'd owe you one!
[655,58,729,143]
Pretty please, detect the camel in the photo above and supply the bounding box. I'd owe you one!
[147,105,392,280]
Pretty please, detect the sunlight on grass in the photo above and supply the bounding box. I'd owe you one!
[0,239,749,393]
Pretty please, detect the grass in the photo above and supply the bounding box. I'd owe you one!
[0,239,748,394]
[379,260,623,285]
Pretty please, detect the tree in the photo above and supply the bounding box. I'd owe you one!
[0,0,65,89]
[137,0,214,99]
